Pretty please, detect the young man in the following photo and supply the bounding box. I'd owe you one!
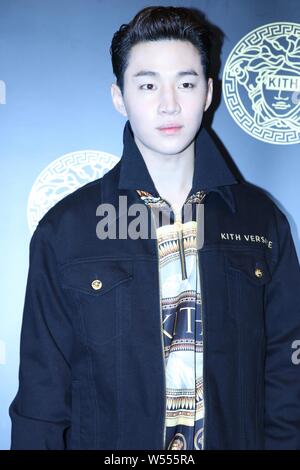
[9,6,300,450]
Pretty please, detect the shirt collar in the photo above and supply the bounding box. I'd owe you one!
[118,120,239,211]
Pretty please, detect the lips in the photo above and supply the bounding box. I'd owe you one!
[157,124,183,135]
[158,124,182,130]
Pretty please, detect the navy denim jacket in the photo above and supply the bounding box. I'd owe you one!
[9,121,300,449]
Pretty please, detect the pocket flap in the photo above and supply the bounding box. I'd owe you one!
[60,258,133,295]
[225,251,271,286]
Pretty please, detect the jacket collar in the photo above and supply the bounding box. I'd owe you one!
[116,120,239,212]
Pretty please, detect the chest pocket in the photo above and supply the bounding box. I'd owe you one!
[225,250,272,331]
[60,258,133,346]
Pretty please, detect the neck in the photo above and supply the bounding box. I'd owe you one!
[135,137,195,210]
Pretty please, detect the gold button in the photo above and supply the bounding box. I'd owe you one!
[91,279,102,290]
[254,268,263,278]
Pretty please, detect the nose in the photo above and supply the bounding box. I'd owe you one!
[274,90,288,101]
[159,86,180,114]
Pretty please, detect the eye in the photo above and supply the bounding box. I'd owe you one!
[139,83,156,90]
[178,83,195,89]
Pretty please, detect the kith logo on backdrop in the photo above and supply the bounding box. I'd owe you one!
[223,22,300,145]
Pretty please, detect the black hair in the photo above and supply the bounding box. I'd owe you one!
[110,5,212,95]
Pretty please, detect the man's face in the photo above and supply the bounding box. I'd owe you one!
[111,39,213,158]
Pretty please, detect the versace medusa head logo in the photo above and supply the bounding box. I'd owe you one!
[27,150,119,234]
[223,22,300,144]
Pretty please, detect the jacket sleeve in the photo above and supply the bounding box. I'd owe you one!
[9,221,72,449]
[264,208,300,449]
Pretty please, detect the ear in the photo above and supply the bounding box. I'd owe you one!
[111,83,128,117]
[204,78,213,112]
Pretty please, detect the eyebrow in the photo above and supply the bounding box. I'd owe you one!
[132,69,199,78]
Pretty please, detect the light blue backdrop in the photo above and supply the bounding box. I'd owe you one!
[0,0,299,450]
